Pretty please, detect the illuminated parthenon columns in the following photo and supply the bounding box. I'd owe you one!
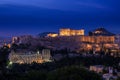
[59,28,84,36]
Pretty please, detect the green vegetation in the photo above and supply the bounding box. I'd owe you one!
[4,66,102,80]
[1,55,118,80]
[0,46,119,80]
[47,66,101,80]
[0,46,10,72]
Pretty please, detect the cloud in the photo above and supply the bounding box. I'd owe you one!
[0,0,120,36]
[0,0,107,11]
[76,2,106,9]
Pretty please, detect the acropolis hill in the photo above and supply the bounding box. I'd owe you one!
[12,28,119,53]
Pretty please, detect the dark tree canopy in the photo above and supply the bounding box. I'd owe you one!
[47,66,102,80]
[0,46,10,68]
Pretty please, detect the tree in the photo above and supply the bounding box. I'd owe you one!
[0,46,10,75]
[11,43,18,51]
[117,77,120,80]
[22,71,47,80]
[89,48,94,54]
[47,66,102,80]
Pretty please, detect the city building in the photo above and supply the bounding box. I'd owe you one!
[90,65,104,73]
[103,74,118,80]
[4,43,11,48]
[12,37,19,44]
[59,28,84,36]
[12,35,33,44]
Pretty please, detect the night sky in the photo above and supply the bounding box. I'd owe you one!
[0,0,120,36]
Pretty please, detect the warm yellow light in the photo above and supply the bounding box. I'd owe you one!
[59,28,84,36]
[47,33,58,37]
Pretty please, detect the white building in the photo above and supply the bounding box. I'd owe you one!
[9,49,52,64]
[12,35,33,44]
[90,65,104,73]
[103,74,118,80]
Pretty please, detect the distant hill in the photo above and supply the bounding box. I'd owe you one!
[89,27,115,36]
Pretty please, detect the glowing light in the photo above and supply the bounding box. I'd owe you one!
[47,33,58,37]
[60,28,84,36]
[9,61,13,65]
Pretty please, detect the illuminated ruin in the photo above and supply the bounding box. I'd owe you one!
[59,28,84,36]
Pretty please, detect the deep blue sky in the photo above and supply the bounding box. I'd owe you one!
[0,0,120,36]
